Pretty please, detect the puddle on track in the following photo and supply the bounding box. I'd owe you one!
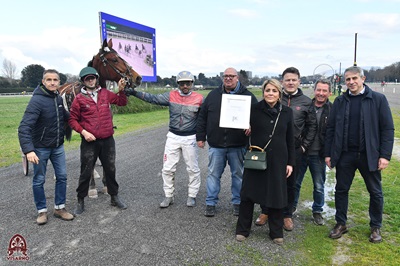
[299,166,336,218]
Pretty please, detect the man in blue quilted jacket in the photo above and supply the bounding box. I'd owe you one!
[18,69,74,225]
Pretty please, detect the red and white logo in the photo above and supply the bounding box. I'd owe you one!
[7,234,29,261]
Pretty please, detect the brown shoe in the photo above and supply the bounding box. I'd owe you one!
[236,235,246,242]
[54,208,74,221]
[283,218,294,231]
[329,224,348,239]
[369,227,382,243]
[272,238,284,245]
[37,212,47,225]
[255,214,268,226]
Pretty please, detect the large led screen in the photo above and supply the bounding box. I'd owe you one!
[99,12,157,82]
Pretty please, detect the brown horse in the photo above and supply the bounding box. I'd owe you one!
[59,38,142,113]
[59,38,142,198]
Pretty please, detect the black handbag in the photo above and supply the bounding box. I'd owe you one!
[244,145,267,170]
[244,106,281,170]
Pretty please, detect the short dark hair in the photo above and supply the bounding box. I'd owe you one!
[43,69,60,79]
[282,67,300,78]
[314,79,332,91]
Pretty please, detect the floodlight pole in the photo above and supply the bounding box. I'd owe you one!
[354,33,358,66]
[337,62,342,95]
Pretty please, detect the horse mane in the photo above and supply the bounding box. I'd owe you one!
[87,58,94,67]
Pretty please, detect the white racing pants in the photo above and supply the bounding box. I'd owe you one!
[162,132,201,198]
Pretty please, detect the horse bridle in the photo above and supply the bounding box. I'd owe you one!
[98,48,134,88]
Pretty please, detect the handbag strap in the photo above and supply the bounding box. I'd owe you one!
[249,104,282,150]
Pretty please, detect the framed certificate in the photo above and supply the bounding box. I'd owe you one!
[219,94,251,129]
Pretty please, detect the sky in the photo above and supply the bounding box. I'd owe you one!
[1,0,399,80]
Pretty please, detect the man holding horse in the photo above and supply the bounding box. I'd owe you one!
[128,71,203,208]
[18,69,74,225]
[69,66,128,215]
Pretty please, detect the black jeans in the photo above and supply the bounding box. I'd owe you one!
[76,136,119,198]
[236,199,284,239]
[335,151,383,228]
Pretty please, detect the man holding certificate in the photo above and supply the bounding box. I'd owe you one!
[196,67,258,217]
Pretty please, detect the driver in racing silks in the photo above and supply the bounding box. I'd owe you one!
[127,71,203,208]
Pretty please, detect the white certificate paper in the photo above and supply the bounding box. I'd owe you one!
[219,94,251,129]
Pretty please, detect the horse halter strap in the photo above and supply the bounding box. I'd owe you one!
[99,51,131,82]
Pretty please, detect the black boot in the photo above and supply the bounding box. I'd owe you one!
[74,197,85,215]
[111,195,127,209]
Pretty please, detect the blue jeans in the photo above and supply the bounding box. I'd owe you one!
[205,146,246,206]
[294,154,326,213]
[33,145,67,212]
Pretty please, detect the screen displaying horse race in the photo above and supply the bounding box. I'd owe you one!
[99,12,157,82]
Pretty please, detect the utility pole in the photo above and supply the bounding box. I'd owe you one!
[354,33,358,66]
[337,62,342,95]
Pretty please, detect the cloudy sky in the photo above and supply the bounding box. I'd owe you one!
[1,0,399,79]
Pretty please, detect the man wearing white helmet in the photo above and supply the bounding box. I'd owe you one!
[129,71,203,208]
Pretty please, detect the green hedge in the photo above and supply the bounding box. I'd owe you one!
[112,88,169,114]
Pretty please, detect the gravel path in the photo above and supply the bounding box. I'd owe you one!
[0,125,301,265]
[1,94,398,264]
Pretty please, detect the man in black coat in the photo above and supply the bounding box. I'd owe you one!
[325,66,394,243]
[294,79,332,226]
[196,67,258,217]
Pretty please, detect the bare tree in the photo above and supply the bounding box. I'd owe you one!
[2,58,17,82]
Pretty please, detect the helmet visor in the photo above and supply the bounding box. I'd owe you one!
[83,75,97,82]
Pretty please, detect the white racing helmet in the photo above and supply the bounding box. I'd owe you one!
[176,71,195,84]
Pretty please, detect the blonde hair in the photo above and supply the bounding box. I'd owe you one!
[261,79,282,99]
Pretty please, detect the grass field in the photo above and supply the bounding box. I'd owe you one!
[0,96,171,167]
[1,91,399,264]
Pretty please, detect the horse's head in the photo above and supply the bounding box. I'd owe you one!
[91,38,142,89]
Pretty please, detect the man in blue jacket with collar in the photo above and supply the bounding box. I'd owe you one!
[325,66,394,243]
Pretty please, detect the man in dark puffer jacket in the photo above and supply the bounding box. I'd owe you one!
[18,69,74,225]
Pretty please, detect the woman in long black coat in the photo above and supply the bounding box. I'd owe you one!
[236,79,295,245]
